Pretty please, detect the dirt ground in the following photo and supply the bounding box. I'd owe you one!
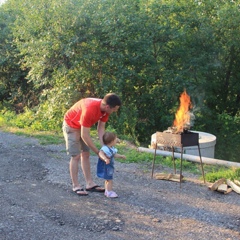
[0,130,240,240]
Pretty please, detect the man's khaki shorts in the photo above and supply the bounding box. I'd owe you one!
[62,121,89,156]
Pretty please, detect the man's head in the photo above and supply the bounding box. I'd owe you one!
[102,93,121,114]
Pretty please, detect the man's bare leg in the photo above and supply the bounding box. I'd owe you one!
[70,155,88,195]
[80,151,104,192]
[81,151,95,189]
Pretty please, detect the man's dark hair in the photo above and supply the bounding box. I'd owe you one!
[103,93,121,108]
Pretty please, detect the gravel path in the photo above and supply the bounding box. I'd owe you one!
[0,130,239,240]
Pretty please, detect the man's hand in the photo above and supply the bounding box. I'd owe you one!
[81,126,99,155]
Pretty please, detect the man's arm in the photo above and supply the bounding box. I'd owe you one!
[97,120,106,146]
[97,121,111,162]
[81,126,99,155]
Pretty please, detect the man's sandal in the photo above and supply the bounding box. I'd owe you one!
[73,188,88,196]
[85,185,105,192]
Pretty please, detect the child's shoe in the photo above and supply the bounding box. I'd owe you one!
[105,190,118,198]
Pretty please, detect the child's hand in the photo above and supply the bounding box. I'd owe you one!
[105,158,110,164]
[121,155,126,160]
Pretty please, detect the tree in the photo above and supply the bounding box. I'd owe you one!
[0,7,29,109]
[0,0,239,160]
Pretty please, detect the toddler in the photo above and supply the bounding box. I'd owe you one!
[97,132,126,198]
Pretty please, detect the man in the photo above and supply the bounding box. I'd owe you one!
[62,93,122,196]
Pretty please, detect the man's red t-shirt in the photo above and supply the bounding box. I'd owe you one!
[64,98,109,128]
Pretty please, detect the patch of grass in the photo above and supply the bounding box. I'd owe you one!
[204,167,240,182]
[121,150,154,163]
[0,126,63,145]
[32,134,63,145]
[0,109,63,145]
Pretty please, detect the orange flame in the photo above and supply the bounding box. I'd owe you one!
[173,90,192,132]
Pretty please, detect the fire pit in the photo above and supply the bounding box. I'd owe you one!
[154,129,199,148]
[151,130,216,158]
[151,90,206,187]
[151,130,205,187]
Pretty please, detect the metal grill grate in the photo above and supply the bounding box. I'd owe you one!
[155,131,199,147]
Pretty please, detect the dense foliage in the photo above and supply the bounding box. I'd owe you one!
[0,0,239,162]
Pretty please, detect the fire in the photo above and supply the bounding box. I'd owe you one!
[173,90,192,132]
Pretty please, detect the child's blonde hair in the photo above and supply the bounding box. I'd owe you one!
[102,132,117,145]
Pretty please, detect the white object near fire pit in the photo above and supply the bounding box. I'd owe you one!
[151,131,216,158]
